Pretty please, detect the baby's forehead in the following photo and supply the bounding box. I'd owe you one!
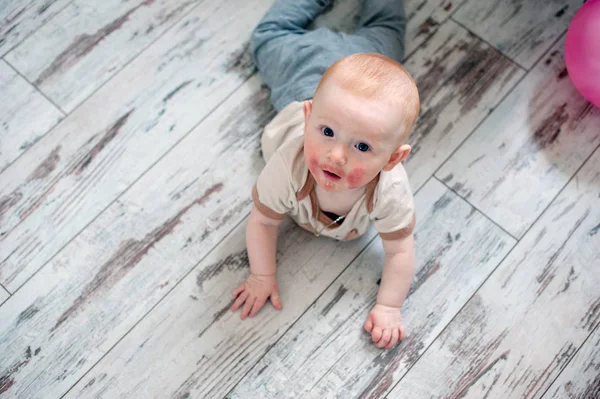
[322,83,413,123]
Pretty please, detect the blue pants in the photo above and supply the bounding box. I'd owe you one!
[250,0,407,111]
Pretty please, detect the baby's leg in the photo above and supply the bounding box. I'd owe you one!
[352,0,406,62]
[250,0,333,109]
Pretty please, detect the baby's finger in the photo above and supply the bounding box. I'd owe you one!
[399,325,406,341]
[377,329,392,348]
[386,328,400,349]
[364,315,374,333]
[270,290,283,310]
[241,296,256,319]
[230,291,249,312]
[232,283,245,298]
[371,326,383,343]
[250,297,267,317]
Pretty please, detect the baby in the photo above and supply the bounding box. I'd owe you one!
[231,0,420,349]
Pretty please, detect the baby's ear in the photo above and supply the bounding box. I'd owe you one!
[383,144,411,171]
[303,100,312,122]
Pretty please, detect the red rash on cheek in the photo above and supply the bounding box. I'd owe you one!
[304,138,320,173]
[347,168,365,188]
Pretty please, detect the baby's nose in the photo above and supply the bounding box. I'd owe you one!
[328,145,347,165]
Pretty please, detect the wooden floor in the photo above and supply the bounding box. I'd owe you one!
[1,0,599,397]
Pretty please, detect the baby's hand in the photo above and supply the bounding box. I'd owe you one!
[364,304,405,349]
[231,273,283,319]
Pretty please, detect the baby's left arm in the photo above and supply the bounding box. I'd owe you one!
[364,234,416,349]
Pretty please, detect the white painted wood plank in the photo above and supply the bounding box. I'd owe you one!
[5,0,203,112]
[0,0,273,292]
[402,20,524,192]
[404,0,469,56]
[66,219,375,399]
[544,325,600,399]
[436,37,600,238]
[453,0,580,69]
[0,60,63,173]
[229,179,515,398]
[0,0,72,57]
[0,75,276,398]
[391,147,600,399]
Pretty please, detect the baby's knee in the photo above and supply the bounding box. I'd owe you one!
[250,21,286,63]
[250,23,269,60]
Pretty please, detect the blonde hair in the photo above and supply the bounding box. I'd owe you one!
[314,53,420,143]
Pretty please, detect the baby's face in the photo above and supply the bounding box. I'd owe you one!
[303,82,407,192]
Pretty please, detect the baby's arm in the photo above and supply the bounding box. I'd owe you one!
[364,233,416,348]
[231,205,284,319]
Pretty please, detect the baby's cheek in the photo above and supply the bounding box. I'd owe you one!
[304,140,320,171]
[347,168,365,188]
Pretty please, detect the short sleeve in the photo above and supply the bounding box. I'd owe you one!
[253,151,295,220]
[370,179,416,240]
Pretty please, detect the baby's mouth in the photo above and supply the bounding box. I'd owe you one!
[323,169,342,180]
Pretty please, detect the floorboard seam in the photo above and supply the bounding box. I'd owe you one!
[0,0,210,175]
[384,143,600,398]
[6,69,255,296]
[224,176,436,398]
[0,0,77,58]
[539,323,600,398]
[60,211,250,398]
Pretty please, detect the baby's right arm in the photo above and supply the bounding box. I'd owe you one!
[230,205,284,319]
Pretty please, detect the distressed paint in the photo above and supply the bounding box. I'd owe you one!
[0,0,274,292]
[230,179,515,398]
[1,1,598,398]
[0,0,71,57]
[453,0,580,68]
[544,325,600,399]
[403,0,468,56]
[5,0,202,112]
[436,38,600,238]
[392,147,600,398]
[66,220,375,398]
[0,75,275,398]
[402,20,524,191]
[0,60,63,173]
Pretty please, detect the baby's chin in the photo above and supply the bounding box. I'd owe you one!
[315,176,352,192]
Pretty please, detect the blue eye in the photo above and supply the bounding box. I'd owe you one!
[356,142,370,152]
[322,127,334,137]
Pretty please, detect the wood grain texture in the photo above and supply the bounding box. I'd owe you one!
[403,20,524,192]
[0,0,273,292]
[0,0,72,57]
[404,0,468,56]
[436,38,600,238]
[391,147,600,399]
[0,75,276,398]
[66,219,375,399]
[0,60,63,173]
[230,179,515,398]
[5,0,202,112]
[544,325,600,399]
[452,0,580,69]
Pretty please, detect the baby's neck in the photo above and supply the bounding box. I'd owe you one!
[315,184,366,215]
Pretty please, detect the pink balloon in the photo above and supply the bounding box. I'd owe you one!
[565,0,600,108]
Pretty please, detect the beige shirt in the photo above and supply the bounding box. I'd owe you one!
[253,101,415,241]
